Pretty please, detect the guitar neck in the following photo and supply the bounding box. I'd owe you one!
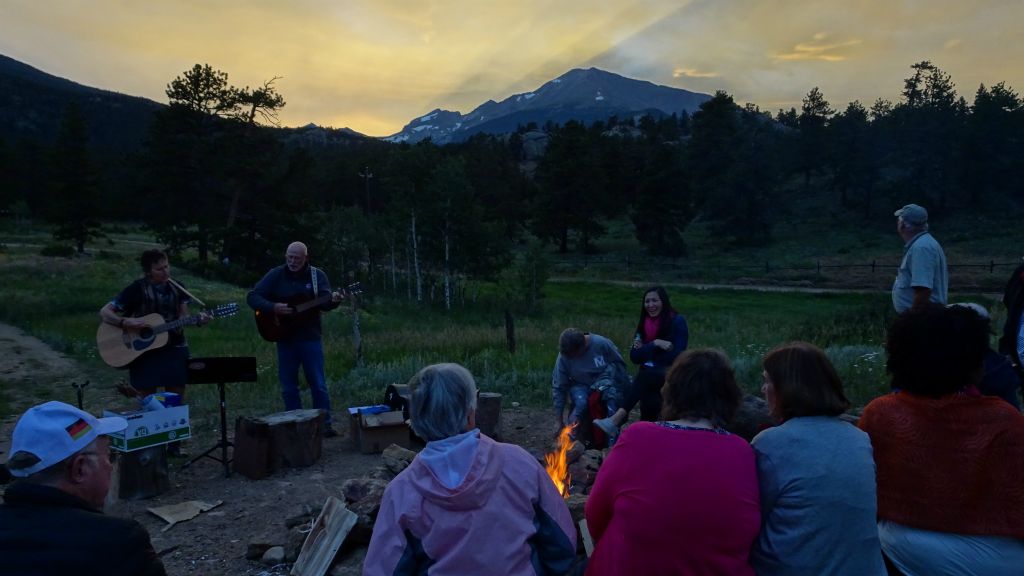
[153,314,203,335]
[290,284,360,314]
[292,293,333,314]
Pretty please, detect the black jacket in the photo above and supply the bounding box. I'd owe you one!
[0,482,166,576]
[1000,263,1024,368]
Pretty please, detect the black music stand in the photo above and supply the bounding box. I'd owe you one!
[183,356,258,477]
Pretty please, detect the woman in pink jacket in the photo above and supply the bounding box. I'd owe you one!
[585,349,761,575]
[364,363,577,576]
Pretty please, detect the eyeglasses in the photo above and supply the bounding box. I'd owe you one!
[80,448,120,466]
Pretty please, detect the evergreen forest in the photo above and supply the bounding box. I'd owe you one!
[1,60,1021,306]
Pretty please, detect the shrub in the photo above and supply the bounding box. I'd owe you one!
[496,241,550,314]
[96,250,123,261]
[40,243,75,257]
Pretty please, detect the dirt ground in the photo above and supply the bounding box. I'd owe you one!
[0,322,556,575]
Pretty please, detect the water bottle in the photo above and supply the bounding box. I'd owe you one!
[140,394,167,412]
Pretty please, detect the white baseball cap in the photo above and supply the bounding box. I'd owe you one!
[894,204,928,225]
[8,401,127,477]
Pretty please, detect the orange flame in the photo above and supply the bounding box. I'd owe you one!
[544,424,575,498]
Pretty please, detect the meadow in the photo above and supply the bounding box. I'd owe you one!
[0,224,1006,441]
[547,209,1023,293]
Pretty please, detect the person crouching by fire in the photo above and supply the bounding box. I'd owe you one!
[363,363,577,576]
[584,349,761,575]
[552,328,632,447]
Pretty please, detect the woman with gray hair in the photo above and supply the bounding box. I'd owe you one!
[364,363,577,575]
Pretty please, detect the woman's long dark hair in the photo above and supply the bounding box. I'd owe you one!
[635,286,676,341]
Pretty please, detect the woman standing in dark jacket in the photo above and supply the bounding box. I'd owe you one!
[594,286,688,439]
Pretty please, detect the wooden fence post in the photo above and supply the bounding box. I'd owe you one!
[477,393,503,440]
[505,310,516,354]
[351,297,363,368]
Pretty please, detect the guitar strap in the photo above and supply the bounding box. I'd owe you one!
[167,277,207,308]
[310,266,319,296]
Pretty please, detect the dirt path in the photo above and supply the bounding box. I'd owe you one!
[0,322,555,575]
[550,277,1004,302]
[551,276,885,294]
[0,322,102,457]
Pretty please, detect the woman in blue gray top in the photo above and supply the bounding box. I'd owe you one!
[750,342,885,576]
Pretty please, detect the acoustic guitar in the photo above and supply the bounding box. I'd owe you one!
[97,303,240,368]
[254,282,363,342]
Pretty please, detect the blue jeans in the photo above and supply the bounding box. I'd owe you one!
[277,339,332,425]
[567,384,590,425]
[567,384,620,425]
[130,344,188,393]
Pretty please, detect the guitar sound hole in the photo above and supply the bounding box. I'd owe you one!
[139,328,154,340]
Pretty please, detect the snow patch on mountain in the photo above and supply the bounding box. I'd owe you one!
[383,67,711,144]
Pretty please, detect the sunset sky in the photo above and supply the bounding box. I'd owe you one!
[2,0,1021,137]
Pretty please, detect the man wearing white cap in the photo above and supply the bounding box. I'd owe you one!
[892,203,948,313]
[0,401,166,575]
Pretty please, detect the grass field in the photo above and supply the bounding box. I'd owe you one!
[0,222,1008,440]
[547,205,1022,293]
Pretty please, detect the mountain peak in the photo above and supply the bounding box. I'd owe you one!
[385,68,711,144]
[561,67,618,78]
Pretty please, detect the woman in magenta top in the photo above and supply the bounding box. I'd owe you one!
[585,349,761,576]
[594,286,689,441]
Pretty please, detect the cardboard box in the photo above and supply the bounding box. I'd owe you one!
[348,406,410,454]
[347,405,380,449]
[104,405,191,452]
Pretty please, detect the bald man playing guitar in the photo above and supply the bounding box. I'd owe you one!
[247,241,346,437]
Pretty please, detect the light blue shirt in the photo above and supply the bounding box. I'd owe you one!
[750,416,886,576]
[893,231,948,312]
[1017,316,1024,362]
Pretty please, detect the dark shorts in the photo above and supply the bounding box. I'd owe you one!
[129,345,189,391]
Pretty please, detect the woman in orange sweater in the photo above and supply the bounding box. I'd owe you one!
[859,304,1024,574]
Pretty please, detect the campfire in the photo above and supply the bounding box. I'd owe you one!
[545,424,575,498]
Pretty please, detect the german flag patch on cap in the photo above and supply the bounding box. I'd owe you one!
[65,418,92,441]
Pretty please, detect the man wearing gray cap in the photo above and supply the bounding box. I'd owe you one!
[0,401,166,576]
[892,203,948,312]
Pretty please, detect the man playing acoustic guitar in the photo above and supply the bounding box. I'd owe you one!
[99,248,209,456]
[247,241,345,437]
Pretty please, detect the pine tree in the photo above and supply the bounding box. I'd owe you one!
[50,102,103,253]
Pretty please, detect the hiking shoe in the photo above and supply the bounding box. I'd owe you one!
[324,426,339,438]
[593,417,619,442]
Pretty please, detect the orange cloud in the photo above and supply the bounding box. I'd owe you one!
[673,67,718,78]
[774,33,862,62]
